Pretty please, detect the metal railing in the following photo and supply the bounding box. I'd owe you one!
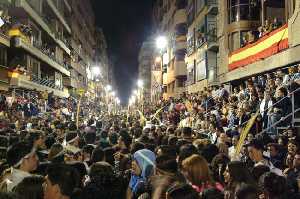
[31,74,63,90]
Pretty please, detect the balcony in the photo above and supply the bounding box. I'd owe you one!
[207,28,218,51]
[9,73,69,97]
[14,0,71,55]
[207,0,218,15]
[46,0,71,34]
[12,36,70,76]
[228,24,289,71]
[71,60,86,76]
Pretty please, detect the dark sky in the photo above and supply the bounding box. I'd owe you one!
[91,0,155,103]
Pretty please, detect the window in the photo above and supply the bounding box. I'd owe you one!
[227,0,260,24]
[187,60,196,85]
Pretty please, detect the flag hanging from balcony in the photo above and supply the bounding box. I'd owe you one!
[228,24,289,71]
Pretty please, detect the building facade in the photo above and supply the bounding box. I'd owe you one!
[149,0,300,100]
[0,0,112,98]
[185,0,218,93]
[153,0,188,99]
[138,40,154,100]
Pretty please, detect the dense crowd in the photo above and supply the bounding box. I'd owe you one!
[0,65,299,199]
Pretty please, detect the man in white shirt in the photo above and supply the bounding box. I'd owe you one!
[228,135,241,161]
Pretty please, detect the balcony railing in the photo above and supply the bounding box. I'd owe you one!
[31,74,63,90]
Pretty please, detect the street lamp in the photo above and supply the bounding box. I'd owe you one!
[111,91,116,97]
[91,66,101,76]
[156,36,167,50]
[105,85,112,91]
[137,79,143,88]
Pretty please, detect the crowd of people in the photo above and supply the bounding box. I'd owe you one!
[0,65,299,199]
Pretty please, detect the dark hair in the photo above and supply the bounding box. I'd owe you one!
[156,155,178,174]
[227,161,255,184]
[235,183,259,199]
[200,188,224,199]
[26,132,44,146]
[156,145,177,158]
[168,136,178,146]
[14,175,44,199]
[119,130,132,148]
[130,142,145,154]
[252,165,270,182]
[178,144,198,168]
[46,164,80,197]
[84,133,96,145]
[200,144,219,163]
[210,153,230,183]
[103,147,114,166]
[259,172,287,198]
[83,162,125,199]
[82,145,95,157]
[6,141,34,167]
[0,192,18,199]
[182,127,192,137]
[90,147,104,164]
[166,183,199,199]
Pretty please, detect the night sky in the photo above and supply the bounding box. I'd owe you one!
[91,0,155,104]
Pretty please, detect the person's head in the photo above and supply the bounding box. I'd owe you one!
[247,139,264,162]
[231,136,239,147]
[82,145,95,162]
[182,127,192,138]
[15,175,44,199]
[252,164,270,182]
[165,183,200,199]
[130,141,145,154]
[26,131,45,149]
[44,164,80,199]
[132,149,156,179]
[89,161,114,180]
[277,87,288,97]
[156,145,177,158]
[7,141,39,172]
[288,140,298,156]
[259,172,287,199]
[48,143,64,163]
[223,161,254,185]
[65,132,79,147]
[90,147,104,164]
[177,144,198,168]
[200,188,224,199]
[84,133,96,145]
[103,147,114,166]
[293,150,300,170]
[118,130,132,149]
[235,183,259,199]
[267,143,280,158]
[156,155,178,176]
[181,154,213,186]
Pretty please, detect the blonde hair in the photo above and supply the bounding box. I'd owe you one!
[182,154,213,186]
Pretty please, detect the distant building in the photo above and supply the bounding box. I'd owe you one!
[138,40,154,100]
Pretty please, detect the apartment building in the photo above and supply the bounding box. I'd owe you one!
[0,0,10,91]
[153,0,188,99]
[69,0,96,95]
[138,40,154,100]
[4,0,72,97]
[185,0,218,93]
[95,28,109,86]
[218,0,300,86]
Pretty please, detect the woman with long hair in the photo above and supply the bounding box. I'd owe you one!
[223,161,256,199]
[181,154,223,193]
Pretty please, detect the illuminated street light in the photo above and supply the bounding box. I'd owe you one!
[156,36,167,50]
[137,79,143,88]
[91,66,101,76]
[111,91,116,97]
[105,85,112,91]
[133,90,138,96]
